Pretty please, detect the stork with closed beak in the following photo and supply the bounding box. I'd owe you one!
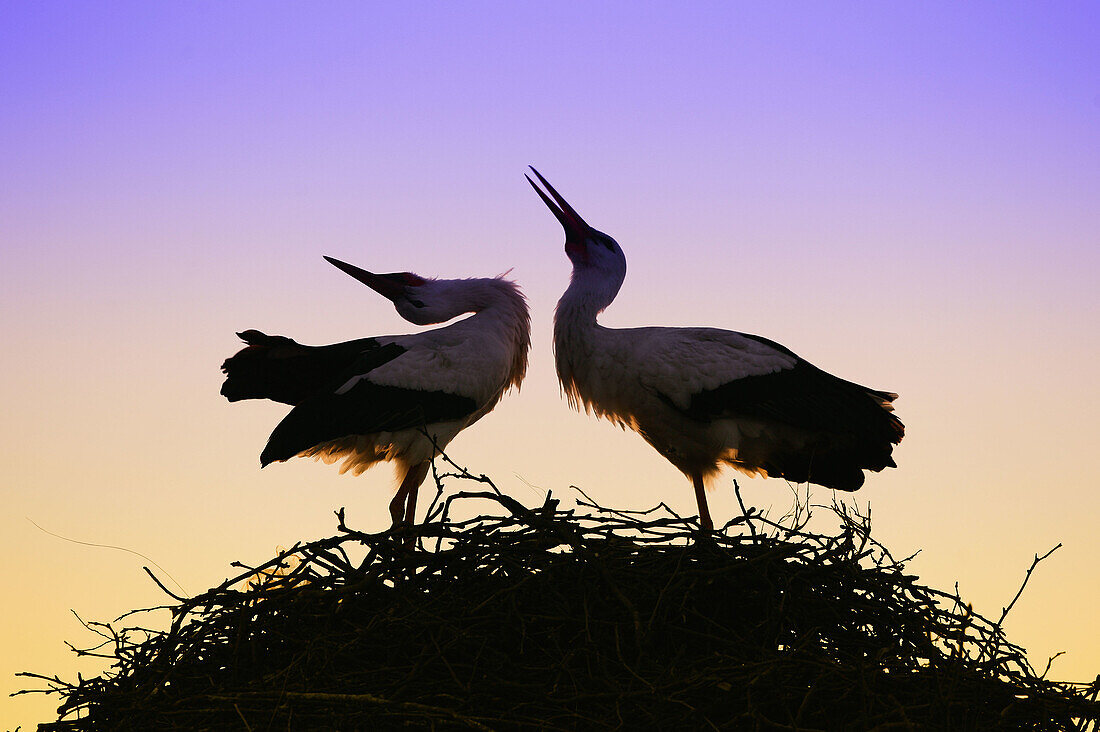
[527,168,903,530]
[221,256,530,526]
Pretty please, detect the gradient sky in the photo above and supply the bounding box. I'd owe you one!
[3,3,1099,727]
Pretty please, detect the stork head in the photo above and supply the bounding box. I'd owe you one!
[526,167,627,290]
[323,256,450,326]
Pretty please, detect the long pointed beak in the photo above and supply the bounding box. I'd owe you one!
[526,166,591,244]
[323,256,406,301]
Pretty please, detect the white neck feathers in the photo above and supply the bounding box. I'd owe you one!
[462,277,531,392]
[553,268,625,412]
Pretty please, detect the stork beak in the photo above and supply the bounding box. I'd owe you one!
[526,166,591,246]
[323,256,407,301]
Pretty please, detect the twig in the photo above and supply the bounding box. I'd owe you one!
[998,544,1062,627]
[27,517,189,596]
[732,479,758,540]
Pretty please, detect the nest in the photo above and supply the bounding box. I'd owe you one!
[21,464,1100,731]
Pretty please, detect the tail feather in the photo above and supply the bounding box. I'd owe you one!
[220,330,395,406]
[220,330,318,405]
[742,442,894,493]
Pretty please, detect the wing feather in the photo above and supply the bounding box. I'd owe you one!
[686,358,902,443]
[260,381,477,465]
[630,328,797,410]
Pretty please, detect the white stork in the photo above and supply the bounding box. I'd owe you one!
[221,256,530,526]
[527,168,904,530]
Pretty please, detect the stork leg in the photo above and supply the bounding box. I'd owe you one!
[389,461,430,527]
[402,462,427,525]
[691,472,714,531]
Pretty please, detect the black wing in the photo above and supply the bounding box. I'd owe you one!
[259,380,478,466]
[687,361,902,443]
[220,330,404,405]
[680,335,903,490]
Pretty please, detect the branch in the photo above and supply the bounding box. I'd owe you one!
[998,543,1062,627]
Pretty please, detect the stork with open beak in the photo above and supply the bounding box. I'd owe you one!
[527,168,903,530]
[221,256,530,526]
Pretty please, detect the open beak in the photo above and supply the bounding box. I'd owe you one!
[323,256,406,301]
[526,166,591,246]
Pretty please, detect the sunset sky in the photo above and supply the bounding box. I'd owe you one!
[3,3,1099,727]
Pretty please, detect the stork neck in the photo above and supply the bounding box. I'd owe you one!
[553,273,615,371]
[427,278,518,321]
[554,272,622,408]
[463,279,526,321]
[453,280,502,315]
[555,269,621,327]
[451,278,531,390]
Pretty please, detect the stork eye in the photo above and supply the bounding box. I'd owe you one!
[408,298,426,308]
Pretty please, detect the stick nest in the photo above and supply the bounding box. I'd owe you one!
[21,469,1100,731]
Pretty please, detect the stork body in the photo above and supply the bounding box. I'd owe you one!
[528,169,903,530]
[221,257,530,525]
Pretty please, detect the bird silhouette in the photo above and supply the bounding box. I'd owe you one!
[528,167,902,530]
[221,255,530,526]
